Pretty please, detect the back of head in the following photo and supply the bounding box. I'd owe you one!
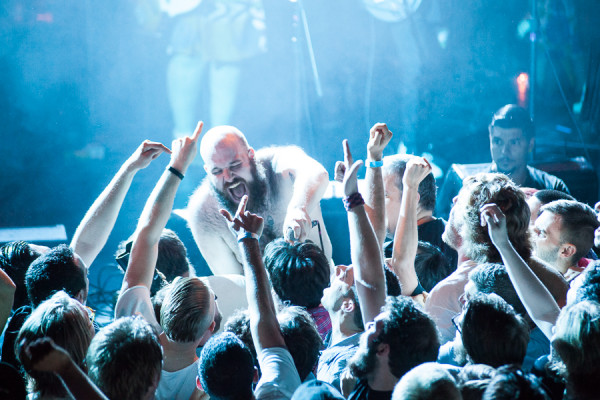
[540,200,599,263]
[551,300,600,398]
[533,189,574,205]
[157,229,192,282]
[291,380,345,400]
[25,244,86,307]
[457,364,496,400]
[414,242,453,292]
[160,277,214,343]
[0,241,41,310]
[482,365,549,400]
[392,362,461,400]
[224,309,257,366]
[459,173,531,263]
[381,297,440,378]
[461,294,529,368]
[16,291,93,397]
[489,104,534,140]
[264,238,330,309]
[574,262,600,303]
[86,317,163,400]
[468,263,528,319]
[199,332,255,400]
[383,154,437,211]
[277,305,323,381]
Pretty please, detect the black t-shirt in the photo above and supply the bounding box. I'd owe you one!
[348,379,393,400]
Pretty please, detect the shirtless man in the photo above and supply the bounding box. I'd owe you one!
[187,125,332,275]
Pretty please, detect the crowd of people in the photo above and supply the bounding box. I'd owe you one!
[1,104,600,400]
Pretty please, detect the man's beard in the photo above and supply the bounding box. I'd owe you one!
[211,159,268,216]
[442,210,462,251]
[347,333,378,380]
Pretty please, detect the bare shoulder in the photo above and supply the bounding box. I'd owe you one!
[256,145,309,173]
[187,180,229,236]
[528,256,569,306]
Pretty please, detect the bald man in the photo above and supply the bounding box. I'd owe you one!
[187,125,332,275]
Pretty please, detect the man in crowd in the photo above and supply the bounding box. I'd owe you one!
[532,199,599,282]
[187,125,332,275]
[436,104,570,218]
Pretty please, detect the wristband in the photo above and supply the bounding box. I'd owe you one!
[343,192,365,211]
[167,166,184,180]
[237,231,260,242]
[367,159,383,168]
[410,282,426,297]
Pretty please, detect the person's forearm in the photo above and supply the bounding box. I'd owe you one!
[496,239,560,339]
[348,205,386,322]
[390,187,419,295]
[0,268,15,334]
[239,239,284,351]
[58,358,109,400]
[71,163,138,268]
[364,166,386,249]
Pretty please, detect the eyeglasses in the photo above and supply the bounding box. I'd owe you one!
[452,313,462,334]
[85,306,96,323]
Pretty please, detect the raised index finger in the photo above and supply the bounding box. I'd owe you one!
[191,121,204,142]
[342,139,353,167]
[235,195,249,218]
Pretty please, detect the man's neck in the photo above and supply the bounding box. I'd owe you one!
[368,363,398,392]
[416,212,434,226]
[329,314,361,345]
[492,163,529,186]
[160,334,199,372]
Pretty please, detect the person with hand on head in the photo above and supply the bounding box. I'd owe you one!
[217,195,301,399]
[115,122,219,400]
[19,337,109,400]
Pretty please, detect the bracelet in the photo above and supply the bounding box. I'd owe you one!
[237,231,260,242]
[367,159,383,168]
[167,166,184,180]
[343,192,365,211]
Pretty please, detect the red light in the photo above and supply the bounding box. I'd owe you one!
[516,73,529,107]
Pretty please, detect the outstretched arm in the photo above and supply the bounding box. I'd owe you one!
[389,157,432,295]
[221,196,285,353]
[481,203,560,340]
[20,338,109,400]
[337,140,386,324]
[363,123,393,250]
[122,122,203,292]
[71,140,170,268]
[274,147,329,244]
[0,268,15,334]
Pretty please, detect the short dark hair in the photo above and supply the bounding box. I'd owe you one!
[482,365,550,400]
[383,155,437,211]
[199,332,255,400]
[0,241,42,310]
[540,200,599,263]
[157,229,193,281]
[489,104,535,140]
[277,305,323,381]
[264,238,330,309]
[459,173,532,263]
[414,241,454,292]
[384,264,402,296]
[223,306,323,381]
[468,263,528,320]
[461,294,529,368]
[532,189,574,205]
[380,297,440,378]
[25,245,86,307]
[87,317,163,400]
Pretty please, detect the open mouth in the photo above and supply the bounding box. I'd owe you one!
[226,180,248,203]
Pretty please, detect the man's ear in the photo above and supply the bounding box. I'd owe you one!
[341,298,355,314]
[197,320,217,347]
[248,147,255,159]
[376,342,389,357]
[559,243,577,260]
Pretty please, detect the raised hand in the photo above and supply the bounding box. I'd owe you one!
[283,206,311,243]
[480,203,510,247]
[336,139,363,197]
[126,140,171,171]
[220,195,264,238]
[402,157,431,190]
[19,337,71,374]
[367,123,393,161]
[169,121,203,174]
